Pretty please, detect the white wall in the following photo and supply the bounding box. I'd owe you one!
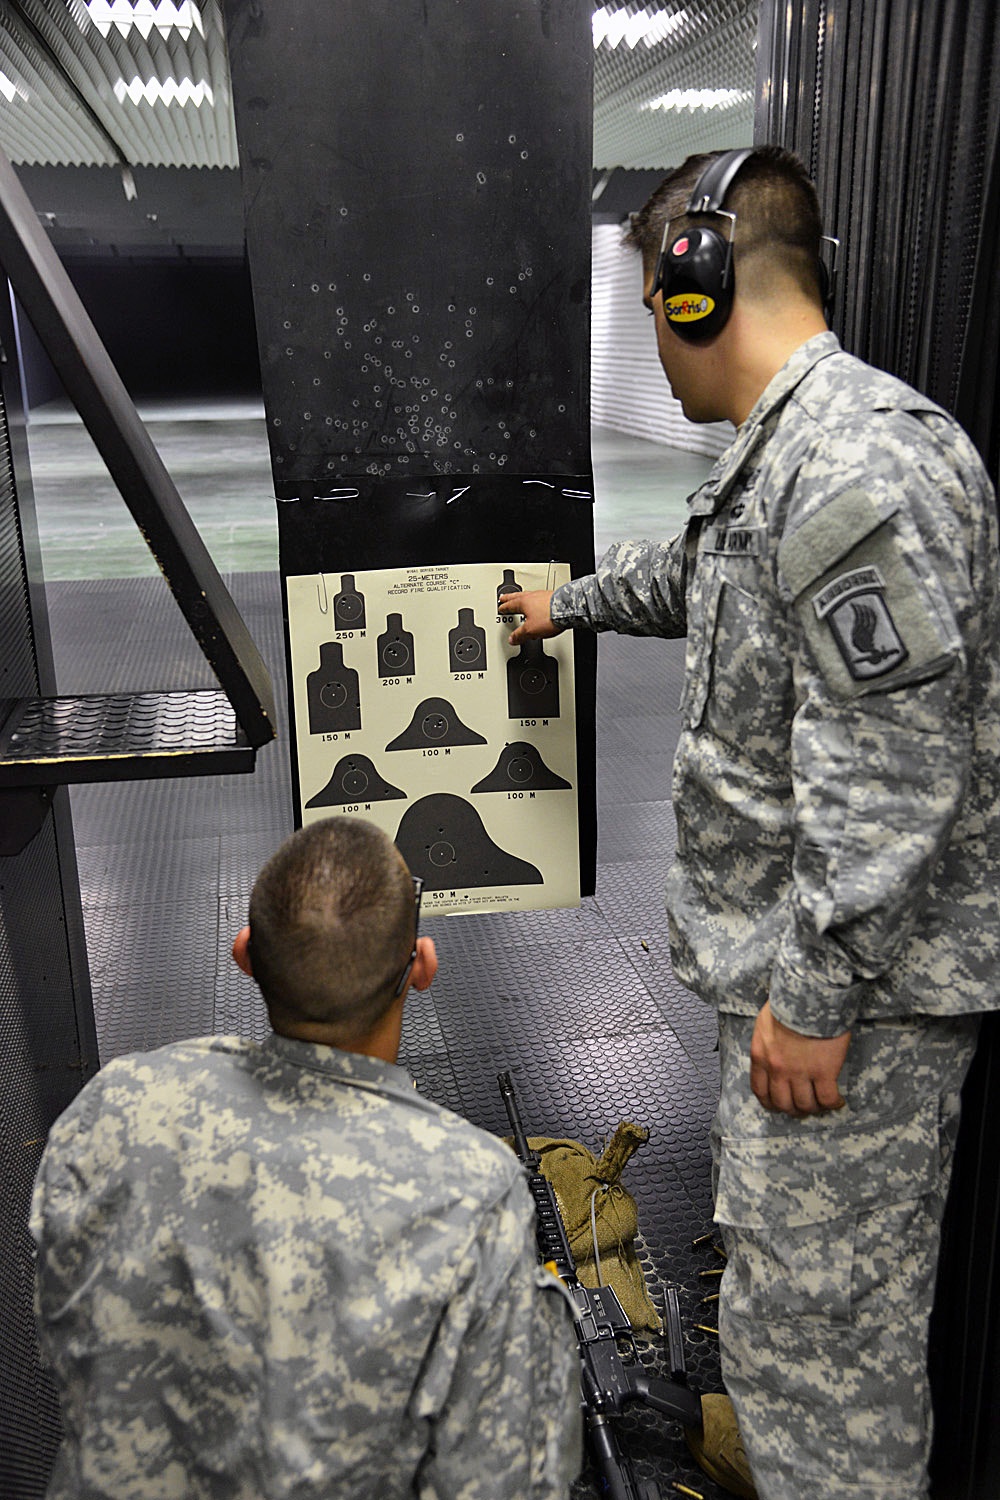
[591,222,732,459]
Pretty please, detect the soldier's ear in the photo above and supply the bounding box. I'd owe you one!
[232,926,253,977]
[409,936,437,992]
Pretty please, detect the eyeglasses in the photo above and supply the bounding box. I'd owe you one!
[392,875,424,997]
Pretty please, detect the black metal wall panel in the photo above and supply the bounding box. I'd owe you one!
[756,0,1000,425]
[0,286,97,1497]
[223,0,598,891]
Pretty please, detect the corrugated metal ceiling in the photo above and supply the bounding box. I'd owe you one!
[0,0,236,174]
[594,0,758,166]
[0,1,757,180]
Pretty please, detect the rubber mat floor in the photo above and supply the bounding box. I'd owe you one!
[49,571,732,1500]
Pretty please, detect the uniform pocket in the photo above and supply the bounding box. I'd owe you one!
[714,1099,939,1325]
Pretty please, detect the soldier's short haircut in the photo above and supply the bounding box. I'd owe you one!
[247,817,415,1038]
[625,145,825,305]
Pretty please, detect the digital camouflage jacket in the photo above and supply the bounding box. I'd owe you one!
[554,333,1000,1036]
[32,1034,581,1499]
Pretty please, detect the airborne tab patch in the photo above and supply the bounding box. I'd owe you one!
[812,566,908,680]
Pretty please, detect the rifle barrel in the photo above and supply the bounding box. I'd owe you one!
[497,1070,534,1162]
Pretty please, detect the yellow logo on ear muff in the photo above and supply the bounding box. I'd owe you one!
[664,293,715,323]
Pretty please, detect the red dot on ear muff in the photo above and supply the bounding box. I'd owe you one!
[673,237,689,256]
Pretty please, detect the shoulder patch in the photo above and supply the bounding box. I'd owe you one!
[779,491,961,698]
[812,567,908,681]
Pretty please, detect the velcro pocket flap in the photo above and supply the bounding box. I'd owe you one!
[714,1098,939,1231]
[779,488,894,597]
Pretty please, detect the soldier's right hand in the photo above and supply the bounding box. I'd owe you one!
[498,589,562,646]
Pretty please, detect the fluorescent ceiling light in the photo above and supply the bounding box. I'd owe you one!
[592,5,687,49]
[114,76,214,106]
[84,1,205,41]
[0,72,29,103]
[644,88,753,111]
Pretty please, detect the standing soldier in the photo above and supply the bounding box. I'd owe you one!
[501,145,1000,1500]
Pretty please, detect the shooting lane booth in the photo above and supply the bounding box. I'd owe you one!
[222,4,731,1496]
[3,1,1000,1497]
[224,2,1000,1495]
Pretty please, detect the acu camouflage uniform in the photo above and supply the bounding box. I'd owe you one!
[552,332,1000,1499]
[31,1034,581,1500]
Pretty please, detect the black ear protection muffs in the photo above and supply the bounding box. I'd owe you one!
[650,147,838,342]
[650,148,752,343]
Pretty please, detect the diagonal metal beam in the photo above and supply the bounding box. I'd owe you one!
[0,142,276,747]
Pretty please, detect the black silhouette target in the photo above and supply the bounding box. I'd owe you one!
[378,612,415,677]
[448,607,486,672]
[507,636,559,718]
[305,753,405,808]
[307,642,361,733]
[395,793,543,890]
[386,696,486,751]
[332,574,366,630]
[497,568,523,602]
[471,741,571,793]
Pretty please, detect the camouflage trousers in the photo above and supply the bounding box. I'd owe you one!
[711,1011,981,1500]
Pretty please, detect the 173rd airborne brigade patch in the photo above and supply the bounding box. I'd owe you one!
[812,566,908,681]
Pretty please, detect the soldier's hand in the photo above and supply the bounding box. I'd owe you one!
[497,589,562,646]
[749,1000,850,1116]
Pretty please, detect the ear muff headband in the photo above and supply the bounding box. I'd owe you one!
[685,147,755,215]
[652,148,754,343]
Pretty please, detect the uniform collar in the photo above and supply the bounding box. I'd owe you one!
[688,331,842,517]
[263,1030,416,1097]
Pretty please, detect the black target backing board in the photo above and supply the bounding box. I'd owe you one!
[223,0,597,893]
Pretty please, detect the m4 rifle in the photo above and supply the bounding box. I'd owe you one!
[498,1071,702,1500]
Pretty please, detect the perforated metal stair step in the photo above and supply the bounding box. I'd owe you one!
[0,689,257,786]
